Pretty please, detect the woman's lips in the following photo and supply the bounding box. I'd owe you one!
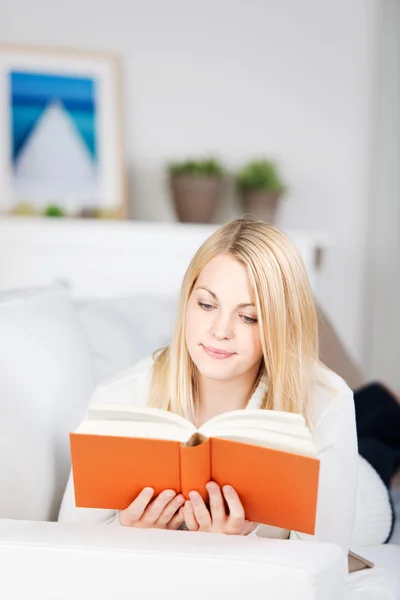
[201,344,235,360]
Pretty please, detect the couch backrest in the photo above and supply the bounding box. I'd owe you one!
[0,284,95,521]
[0,283,179,522]
[75,293,178,386]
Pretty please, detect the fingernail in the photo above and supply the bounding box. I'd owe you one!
[189,491,199,501]
[144,487,154,494]
[206,482,217,491]
[223,485,233,493]
[164,489,175,499]
[177,494,185,503]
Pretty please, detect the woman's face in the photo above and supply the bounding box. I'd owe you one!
[185,255,263,382]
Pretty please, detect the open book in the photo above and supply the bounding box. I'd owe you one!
[70,405,320,534]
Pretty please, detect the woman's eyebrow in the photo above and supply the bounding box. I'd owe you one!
[195,286,255,309]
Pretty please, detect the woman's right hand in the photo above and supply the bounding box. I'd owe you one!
[118,487,185,529]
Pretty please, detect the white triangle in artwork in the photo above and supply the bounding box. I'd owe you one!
[15,99,96,181]
[12,100,99,210]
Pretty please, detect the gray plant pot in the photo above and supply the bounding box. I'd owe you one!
[240,190,281,224]
[170,175,222,223]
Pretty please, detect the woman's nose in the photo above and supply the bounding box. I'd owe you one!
[210,313,234,340]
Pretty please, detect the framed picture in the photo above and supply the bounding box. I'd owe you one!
[0,44,127,219]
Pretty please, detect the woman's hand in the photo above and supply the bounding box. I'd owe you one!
[119,487,185,529]
[183,481,257,535]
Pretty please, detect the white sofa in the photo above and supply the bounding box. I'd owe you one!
[0,218,399,599]
[0,520,347,600]
[0,282,399,600]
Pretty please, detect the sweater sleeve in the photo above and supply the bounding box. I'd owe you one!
[289,383,358,554]
[57,385,120,524]
[57,470,120,524]
[255,379,358,551]
[57,356,154,524]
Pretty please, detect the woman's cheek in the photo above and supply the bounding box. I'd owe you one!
[186,305,201,340]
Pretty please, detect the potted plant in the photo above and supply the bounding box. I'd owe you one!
[44,204,65,218]
[236,159,287,224]
[10,202,38,216]
[167,158,224,223]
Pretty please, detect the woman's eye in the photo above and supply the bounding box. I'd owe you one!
[198,301,214,311]
[242,315,258,324]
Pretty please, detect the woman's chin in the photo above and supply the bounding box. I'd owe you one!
[197,367,236,381]
[192,354,240,381]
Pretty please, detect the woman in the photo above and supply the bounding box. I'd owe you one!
[58,218,393,553]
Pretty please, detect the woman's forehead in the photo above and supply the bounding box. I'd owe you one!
[196,256,255,302]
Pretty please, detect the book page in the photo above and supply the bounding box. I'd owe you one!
[200,408,305,430]
[76,404,197,442]
[199,409,317,457]
[206,427,317,456]
[87,404,196,432]
[75,418,192,443]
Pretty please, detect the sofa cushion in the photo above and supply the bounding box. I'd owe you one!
[0,520,347,600]
[0,283,95,521]
[348,544,400,599]
[75,294,178,386]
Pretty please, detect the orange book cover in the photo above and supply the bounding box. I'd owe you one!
[70,433,320,534]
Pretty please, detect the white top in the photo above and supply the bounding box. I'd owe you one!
[58,355,359,555]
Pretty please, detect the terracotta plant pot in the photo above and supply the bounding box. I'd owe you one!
[240,190,281,224]
[170,175,222,223]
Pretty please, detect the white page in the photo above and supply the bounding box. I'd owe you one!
[198,408,317,456]
[75,418,191,443]
[199,409,310,438]
[200,416,308,437]
[87,404,196,434]
[207,427,317,457]
[200,408,305,429]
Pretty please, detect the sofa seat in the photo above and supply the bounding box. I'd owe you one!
[0,519,346,600]
[348,544,400,599]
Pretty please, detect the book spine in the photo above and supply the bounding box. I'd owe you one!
[179,437,211,502]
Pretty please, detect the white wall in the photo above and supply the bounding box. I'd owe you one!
[0,0,380,369]
[364,0,400,389]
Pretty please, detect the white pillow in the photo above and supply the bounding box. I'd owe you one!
[0,282,95,521]
[76,294,178,386]
[350,455,394,546]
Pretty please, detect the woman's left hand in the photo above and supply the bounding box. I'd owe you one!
[183,481,257,535]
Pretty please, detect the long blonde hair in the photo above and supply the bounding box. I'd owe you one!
[149,218,322,423]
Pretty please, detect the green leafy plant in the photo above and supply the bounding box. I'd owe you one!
[44,204,65,217]
[236,160,286,194]
[167,157,224,178]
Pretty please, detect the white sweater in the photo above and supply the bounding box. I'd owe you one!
[58,355,367,553]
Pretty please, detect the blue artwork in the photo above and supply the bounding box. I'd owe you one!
[8,70,100,214]
[11,71,97,166]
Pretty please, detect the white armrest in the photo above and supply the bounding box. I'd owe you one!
[0,519,346,600]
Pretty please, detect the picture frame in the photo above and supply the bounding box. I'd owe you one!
[0,44,127,219]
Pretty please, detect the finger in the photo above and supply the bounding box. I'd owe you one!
[206,481,225,525]
[167,506,185,530]
[156,494,185,526]
[120,487,154,526]
[222,485,245,533]
[243,521,258,535]
[139,489,176,526]
[189,490,212,530]
[183,500,199,531]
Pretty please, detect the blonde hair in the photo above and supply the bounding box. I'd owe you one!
[149,218,323,424]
